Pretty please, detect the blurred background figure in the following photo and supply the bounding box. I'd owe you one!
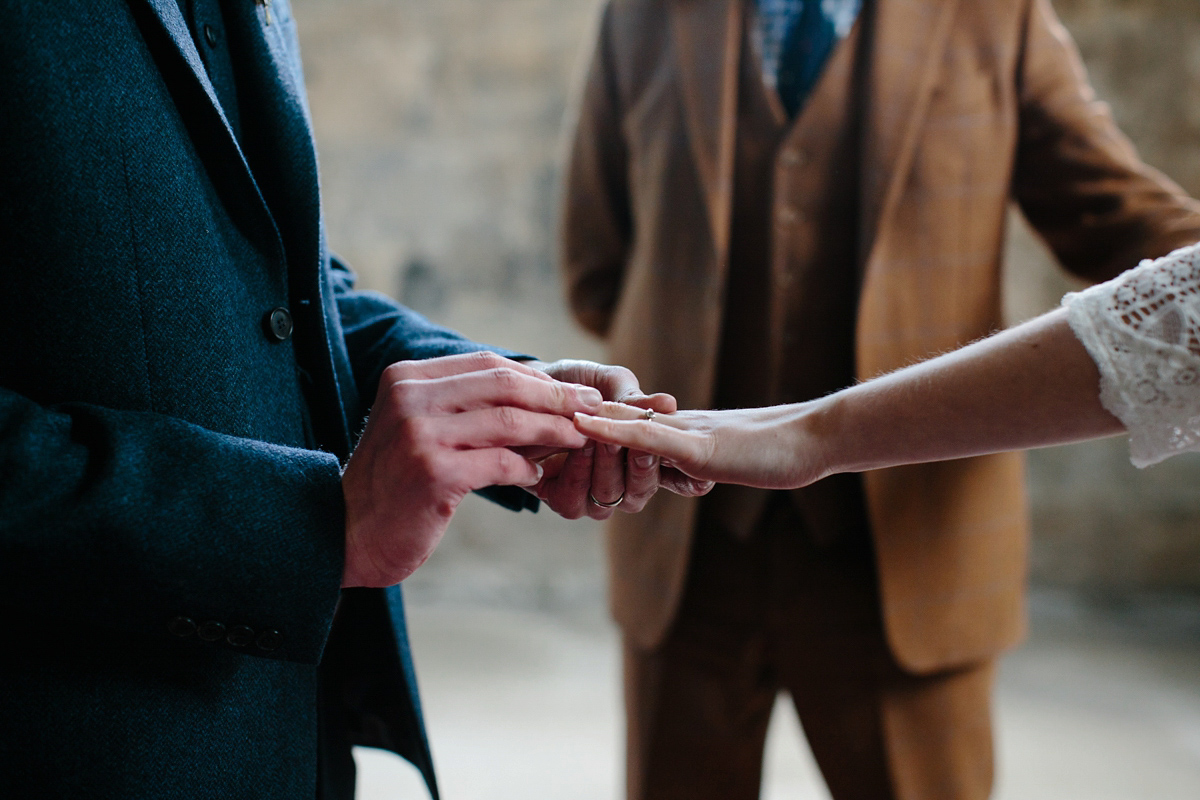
[560,1,1200,798]
[292,0,1200,798]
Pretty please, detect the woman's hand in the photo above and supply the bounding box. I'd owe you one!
[573,402,830,490]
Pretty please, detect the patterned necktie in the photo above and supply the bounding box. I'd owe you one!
[757,0,863,117]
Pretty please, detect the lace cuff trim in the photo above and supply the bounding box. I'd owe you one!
[1063,242,1200,467]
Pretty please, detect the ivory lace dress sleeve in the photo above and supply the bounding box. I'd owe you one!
[1064,241,1200,467]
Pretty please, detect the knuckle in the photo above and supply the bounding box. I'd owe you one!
[493,405,519,431]
[491,367,521,395]
[469,350,500,370]
[411,450,442,485]
[380,361,409,384]
[494,448,516,479]
[399,415,435,448]
[620,497,648,514]
[434,495,459,519]
[628,454,656,476]
[388,380,416,409]
[546,494,584,520]
[547,380,569,406]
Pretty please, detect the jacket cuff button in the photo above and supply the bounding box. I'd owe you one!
[167,616,196,638]
[226,625,255,647]
[256,630,284,652]
[197,621,227,642]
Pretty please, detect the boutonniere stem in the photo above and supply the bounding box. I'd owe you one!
[255,0,272,26]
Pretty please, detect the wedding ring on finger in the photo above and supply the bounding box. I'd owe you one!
[588,491,625,509]
[643,408,656,422]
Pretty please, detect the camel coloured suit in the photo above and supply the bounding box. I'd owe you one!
[563,1,1200,796]
[562,0,1200,671]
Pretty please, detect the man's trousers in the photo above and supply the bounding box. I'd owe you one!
[623,496,995,800]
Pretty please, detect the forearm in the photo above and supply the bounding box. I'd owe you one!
[0,391,344,663]
[579,306,1133,488]
[1014,0,1200,281]
[808,308,1124,477]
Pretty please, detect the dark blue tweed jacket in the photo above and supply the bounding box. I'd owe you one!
[0,1,534,797]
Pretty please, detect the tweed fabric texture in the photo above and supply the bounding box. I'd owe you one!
[0,0,528,796]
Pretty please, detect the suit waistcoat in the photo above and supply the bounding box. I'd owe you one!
[708,12,869,544]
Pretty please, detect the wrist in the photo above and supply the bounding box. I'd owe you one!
[339,468,389,588]
[790,396,845,485]
[340,519,395,588]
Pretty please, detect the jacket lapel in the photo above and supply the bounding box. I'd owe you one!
[130,0,261,198]
[858,0,961,264]
[234,2,323,277]
[223,3,358,458]
[670,0,743,262]
[126,0,286,271]
[130,0,357,455]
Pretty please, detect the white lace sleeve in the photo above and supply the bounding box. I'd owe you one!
[1063,241,1200,467]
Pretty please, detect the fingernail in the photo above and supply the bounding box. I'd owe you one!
[634,454,656,469]
[584,441,596,455]
[579,387,603,406]
[605,444,621,456]
[535,463,545,481]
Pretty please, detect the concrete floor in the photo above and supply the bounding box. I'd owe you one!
[354,592,1200,800]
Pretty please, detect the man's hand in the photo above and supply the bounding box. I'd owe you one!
[523,359,713,519]
[340,352,603,587]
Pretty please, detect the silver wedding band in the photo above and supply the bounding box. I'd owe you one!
[589,491,625,509]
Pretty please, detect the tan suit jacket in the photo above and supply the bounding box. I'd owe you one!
[561,0,1200,672]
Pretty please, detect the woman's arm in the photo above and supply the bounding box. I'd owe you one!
[574,307,1124,488]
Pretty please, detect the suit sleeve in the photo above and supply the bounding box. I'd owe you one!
[0,389,346,665]
[1013,0,1200,282]
[560,1,634,340]
[328,256,539,513]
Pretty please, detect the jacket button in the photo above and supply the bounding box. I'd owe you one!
[226,625,255,647]
[203,24,218,47]
[168,616,196,638]
[197,620,227,642]
[265,307,294,342]
[256,630,285,652]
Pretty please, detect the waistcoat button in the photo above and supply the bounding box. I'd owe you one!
[776,206,801,225]
[203,24,218,47]
[780,148,807,167]
[265,307,294,342]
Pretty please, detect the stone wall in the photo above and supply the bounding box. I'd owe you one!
[293,0,1200,603]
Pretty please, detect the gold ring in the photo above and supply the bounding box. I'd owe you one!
[643,408,656,422]
[589,491,625,508]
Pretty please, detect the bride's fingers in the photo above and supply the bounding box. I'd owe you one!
[573,412,701,465]
[589,400,690,427]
